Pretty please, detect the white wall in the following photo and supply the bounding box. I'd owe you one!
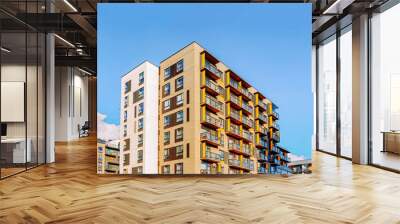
[55,67,89,141]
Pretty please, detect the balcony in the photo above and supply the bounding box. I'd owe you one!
[200,131,220,146]
[105,164,119,172]
[258,166,267,174]
[268,156,279,165]
[227,93,241,109]
[269,122,279,130]
[256,125,268,136]
[270,146,280,154]
[272,133,280,142]
[228,140,241,154]
[242,130,253,143]
[256,101,268,111]
[257,151,267,161]
[242,144,252,156]
[268,110,279,120]
[226,78,241,95]
[241,88,253,101]
[201,146,221,163]
[242,101,253,115]
[242,160,254,171]
[228,159,241,169]
[256,138,268,149]
[280,154,290,162]
[257,114,268,124]
[203,78,224,96]
[277,165,292,174]
[228,109,241,124]
[203,94,224,113]
[106,156,119,165]
[202,60,223,80]
[226,123,242,139]
[242,116,253,129]
[202,113,224,129]
[105,149,119,157]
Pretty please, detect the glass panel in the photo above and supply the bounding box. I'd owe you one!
[340,27,352,158]
[318,35,337,154]
[371,4,400,171]
[27,30,38,169]
[38,32,46,165]
[1,30,27,177]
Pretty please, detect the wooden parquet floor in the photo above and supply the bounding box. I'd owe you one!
[1,135,400,224]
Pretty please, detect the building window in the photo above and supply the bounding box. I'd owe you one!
[124,154,130,166]
[186,108,190,121]
[138,102,144,115]
[175,128,183,142]
[163,83,170,96]
[124,80,131,93]
[124,96,129,108]
[176,59,184,73]
[186,90,190,104]
[137,150,143,163]
[123,124,127,137]
[164,99,171,110]
[176,145,183,158]
[137,166,143,174]
[138,118,144,130]
[186,143,190,158]
[138,134,143,146]
[138,87,144,98]
[164,131,170,144]
[163,165,170,174]
[175,76,184,91]
[123,111,127,122]
[175,163,183,174]
[139,72,144,85]
[176,94,183,106]
[164,115,171,127]
[164,67,171,80]
[163,149,169,160]
[176,110,183,123]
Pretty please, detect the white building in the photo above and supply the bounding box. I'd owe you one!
[120,61,159,174]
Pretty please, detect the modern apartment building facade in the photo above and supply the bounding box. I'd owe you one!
[119,61,159,174]
[97,140,120,174]
[158,42,290,174]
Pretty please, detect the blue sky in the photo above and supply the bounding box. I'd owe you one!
[98,3,312,159]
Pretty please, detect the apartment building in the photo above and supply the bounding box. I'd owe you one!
[97,140,120,174]
[158,42,290,174]
[120,61,159,174]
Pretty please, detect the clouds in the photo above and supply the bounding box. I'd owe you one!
[288,154,306,162]
[97,113,120,141]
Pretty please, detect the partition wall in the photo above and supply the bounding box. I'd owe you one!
[0,1,47,179]
[315,0,400,172]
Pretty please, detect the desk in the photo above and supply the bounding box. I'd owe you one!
[382,131,400,154]
[1,138,31,163]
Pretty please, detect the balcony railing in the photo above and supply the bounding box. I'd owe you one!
[257,151,267,161]
[200,131,220,145]
[272,133,280,142]
[229,109,241,122]
[201,147,221,162]
[242,102,253,114]
[280,154,290,162]
[270,122,280,130]
[228,78,240,90]
[229,93,241,107]
[203,113,224,129]
[105,164,119,172]
[205,78,224,95]
[227,123,241,137]
[268,110,279,119]
[276,165,292,174]
[228,159,241,167]
[228,141,241,151]
[257,138,268,148]
[257,126,268,135]
[205,95,224,112]
[258,101,268,111]
[106,157,119,164]
[204,60,223,79]
[242,130,253,142]
[105,149,119,157]
[241,88,253,100]
[242,160,254,170]
[242,116,253,128]
[270,146,280,154]
[258,114,268,123]
[242,144,252,155]
[258,166,267,174]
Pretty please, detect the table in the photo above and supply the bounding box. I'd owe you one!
[1,138,31,164]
